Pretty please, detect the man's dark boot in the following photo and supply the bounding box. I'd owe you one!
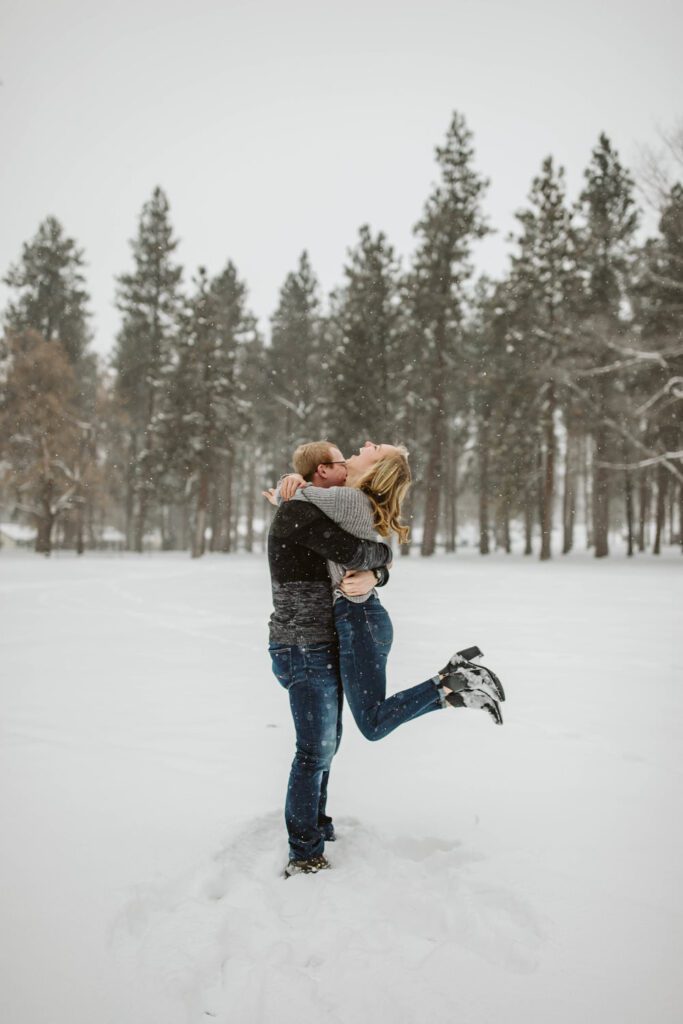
[284,853,331,878]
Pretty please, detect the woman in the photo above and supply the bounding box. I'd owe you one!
[275,441,505,740]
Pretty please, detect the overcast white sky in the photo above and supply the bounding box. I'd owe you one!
[1,0,681,356]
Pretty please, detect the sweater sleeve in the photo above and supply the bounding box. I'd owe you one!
[272,503,391,569]
[373,565,390,587]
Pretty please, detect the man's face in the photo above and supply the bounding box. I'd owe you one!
[315,446,348,487]
[346,440,397,476]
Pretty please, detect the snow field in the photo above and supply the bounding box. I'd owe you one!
[1,550,681,1023]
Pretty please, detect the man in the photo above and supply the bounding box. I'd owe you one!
[266,440,392,877]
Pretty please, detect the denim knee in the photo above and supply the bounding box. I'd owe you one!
[293,740,335,773]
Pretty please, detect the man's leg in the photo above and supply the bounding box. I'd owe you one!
[318,673,343,839]
[274,642,341,862]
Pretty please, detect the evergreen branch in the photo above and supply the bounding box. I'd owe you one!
[562,377,683,484]
[570,357,654,379]
[601,336,673,366]
[635,377,683,415]
[596,451,683,471]
[273,394,309,419]
[642,269,683,295]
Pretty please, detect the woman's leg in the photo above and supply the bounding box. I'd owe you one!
[334,595,443,741]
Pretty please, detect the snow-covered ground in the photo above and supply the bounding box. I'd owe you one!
[1,549,681,1024]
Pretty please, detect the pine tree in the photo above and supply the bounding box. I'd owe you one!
[208,262,262,553]
[3,216,91,364]
[466,277,539,555]
[2,218,101,551]
[577,134,639,557]
[633,183,683,553]
[328,226,403,454]
[268,251,325,468]
[508,156,580,560]
[0,331,82,553]
[113,187,183,551]
[410,111,489,556]
[235,329,269,552]
[163,262,259,557]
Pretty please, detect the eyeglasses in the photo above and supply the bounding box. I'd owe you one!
[321,461,347,467]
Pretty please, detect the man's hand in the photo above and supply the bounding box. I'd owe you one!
[262,487,278,506]
[281,473,308,501]
[339,569,376,597]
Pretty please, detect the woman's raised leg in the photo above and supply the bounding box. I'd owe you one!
[334,595,443,741]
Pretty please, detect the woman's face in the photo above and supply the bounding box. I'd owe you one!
[346,440,397,476]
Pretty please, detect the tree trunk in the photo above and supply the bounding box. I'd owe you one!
[523,487,533,555]
[220,452,234,553]
[180,499,191,552]
[35,515,54,555]
[502,499,511,554]
[35,478,55,555]
[593,420,610,558]
[133,490,147,553]
[245,454,256,553]
[562,428,575,554]
[478,419,490,555]
[421,409,445,556]
[653,462,668,555]
[75,498,85,556]
[540,384,556,561]
[443,433,457,553]
[230,484,241,552]
[209,476,221,553]
[400,489,414,557]
[638,471,649,552]
[124,434,138,550]
[159,506,168,550]
[624,467,634,558]
[192,467,210,558]
[582,434,593,550]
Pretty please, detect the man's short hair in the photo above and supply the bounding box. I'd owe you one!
[292,441,337,482]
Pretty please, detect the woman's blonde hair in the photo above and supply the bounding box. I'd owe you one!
[355,445,411,544]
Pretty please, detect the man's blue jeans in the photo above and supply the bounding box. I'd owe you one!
[269,641,342,862]
[334,594,443,740]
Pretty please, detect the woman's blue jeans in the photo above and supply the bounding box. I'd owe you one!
[269,641,343,862]
[334,594,443,741]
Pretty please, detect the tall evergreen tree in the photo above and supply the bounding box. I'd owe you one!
[235,328,269,552]
[207,262,261,554]
[466,277,539,555]
[577,134,639,557]
[410,111,489,556]
[113,187,183,551]
[2,217,101,551]
[269,251,325,468]
[633,183,683,553]
[3,216,91,364]
[0,331,82,553]
[508,156,580,560]
[163,262,259,557]
[329,226,403,454]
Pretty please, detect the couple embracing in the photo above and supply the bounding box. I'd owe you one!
[265,439,505,878]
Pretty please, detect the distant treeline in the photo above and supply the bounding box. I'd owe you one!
[1,111,682,558]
